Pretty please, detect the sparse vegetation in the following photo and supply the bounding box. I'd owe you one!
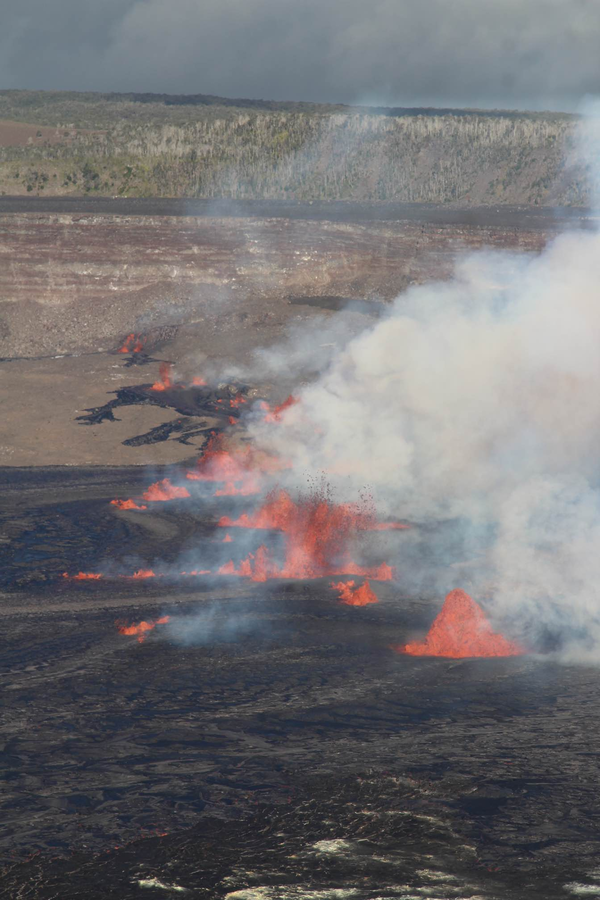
[0,90,589,205]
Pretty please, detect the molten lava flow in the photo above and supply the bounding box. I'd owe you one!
[116,615,170,643]
[110,499,148,511]
[191,376,207,386]
[214,480,260,497]
[118,333,144,353]
[218,489,296,530]
[186,434,281,496]
[127,569,157,579]
[262,395,298,423]
[151,362,173,392]
[180,569,211,576]
[229,395,247,409]
[218,545,277,582]
[222,533,232,542]
[399,589,524,659]
[63,572,103,580]
[331,580,379,606]
[142,478,191,502]
[218,489,396,580]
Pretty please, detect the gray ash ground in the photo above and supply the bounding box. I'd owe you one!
[2,467,600,899]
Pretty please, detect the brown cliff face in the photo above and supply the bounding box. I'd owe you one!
[0,208,551,359]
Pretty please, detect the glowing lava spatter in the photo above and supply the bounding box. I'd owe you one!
[142,479,190,502]
[63,572,103,581]
[126,569,158,579]
[218,545,277,582]
[119,333,144,353]
[151,362,173,392]
[186,434,282,496]
[116,615,170,642]
[331,580,379,606]
[218,489,396,580]
[398,589,524,659]
[111,499,148,511]
[217,489,395,581]
[111,479,189,510]
[262,395,298,423]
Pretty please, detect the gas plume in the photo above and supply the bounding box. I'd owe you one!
[243,112,600,657]
[165,604,263,647]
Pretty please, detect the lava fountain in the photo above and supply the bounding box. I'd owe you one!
[151,362,173,392]
[397,589,523,659]
[186,433,283,496]
[331,580,379,606]
[118,333,144,353]
[218,489,396,581]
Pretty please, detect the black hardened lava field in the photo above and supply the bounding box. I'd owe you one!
[3,202,600,900]
[4,447,600,898]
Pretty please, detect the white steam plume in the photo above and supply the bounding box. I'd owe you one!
[248,109,600,657]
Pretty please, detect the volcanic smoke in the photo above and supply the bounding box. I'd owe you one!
[246,188,600,654]
[398,589,523,659]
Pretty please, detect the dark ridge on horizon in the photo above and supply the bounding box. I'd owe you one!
[0,88,576,121]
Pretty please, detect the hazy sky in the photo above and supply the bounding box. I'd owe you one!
[1,0,599,111]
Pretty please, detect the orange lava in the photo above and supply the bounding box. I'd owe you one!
[129,569,157,579]
[263,395,298,423]
[191,376,207,386]
[118,333,144,353]
[151,362,173,392]
[331,580,379,606]
[186,434,281,496]
[218,545,277,582]
[229,395,247,408]
[218,489,396,581]
[116,615,170,643]
[142,478,191,502]
[398,589,524,659]
[180,569,211,576]
[222,533,232,542]
[63,572,103,581]
[110,499,148,511]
